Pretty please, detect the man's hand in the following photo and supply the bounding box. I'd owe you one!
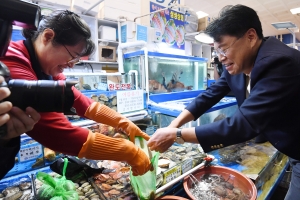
[147,128,177,153]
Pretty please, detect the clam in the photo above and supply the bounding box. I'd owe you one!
[100,183,112,191]
[2,186,20,197]
[19,182,31,191]
[106,179,117,185]
[99,94,109,101]
[112,184,125,190]
[108,189,120,196]
[111,97,117,106]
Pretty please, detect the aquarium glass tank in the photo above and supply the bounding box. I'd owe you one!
[123,51,208,94]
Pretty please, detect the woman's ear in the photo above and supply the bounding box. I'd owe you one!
[41,29,55,44]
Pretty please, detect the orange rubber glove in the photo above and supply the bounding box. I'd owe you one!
[78,130,151,176]
[84,102,150,143]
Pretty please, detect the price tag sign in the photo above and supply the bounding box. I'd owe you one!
[19,144,43,162]
[181,159,193,174]
[97,82,108,91]
[163,165,181,185]
[117,90,144,113]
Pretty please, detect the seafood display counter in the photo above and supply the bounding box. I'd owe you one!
[0,145,207,200]
[147,91,288,200]
[0,128,287,199]
[209,139,289,200]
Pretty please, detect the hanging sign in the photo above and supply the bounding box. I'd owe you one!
[150,1,185,50]
[136,24,148,42]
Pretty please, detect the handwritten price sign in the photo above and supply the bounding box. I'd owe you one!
[19,145,43,162]
[181,159,193,174]
[163,165,181,184]
[117,90,144,113]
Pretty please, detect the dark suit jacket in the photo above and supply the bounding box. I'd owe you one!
[186,37,300,160]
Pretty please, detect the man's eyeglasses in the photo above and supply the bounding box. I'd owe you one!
[62,44,80,67]
[215,37,240,57]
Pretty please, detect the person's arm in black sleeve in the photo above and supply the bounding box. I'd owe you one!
[0,136,20,179]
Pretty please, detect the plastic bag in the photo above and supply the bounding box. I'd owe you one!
[50,155,114,181]
[130,137,159,200]
[37,158,79,200]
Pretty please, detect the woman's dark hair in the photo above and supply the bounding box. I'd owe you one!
[205,4,263,42]
[22,10,95,57]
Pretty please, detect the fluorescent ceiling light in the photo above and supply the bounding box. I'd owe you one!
[271,21,297,30]
[196,11,208,19]
[290,7,300,14]
[195,32,214,44]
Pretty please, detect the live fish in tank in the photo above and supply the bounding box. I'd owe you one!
[149,69,193,94]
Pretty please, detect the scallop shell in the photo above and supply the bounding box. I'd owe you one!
[111,97,117,106]
[100,183,112,191]
[158,159,171,168]
[99,94,109,101]
[108,189,120,195]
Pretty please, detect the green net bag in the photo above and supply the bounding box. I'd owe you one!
[37,158,79,200]
[130,137,160,200]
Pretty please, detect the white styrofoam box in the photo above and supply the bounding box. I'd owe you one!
[99,26,117,41]
[73,0,99,16]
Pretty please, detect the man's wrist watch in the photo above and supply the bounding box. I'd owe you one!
[175,128,185,144]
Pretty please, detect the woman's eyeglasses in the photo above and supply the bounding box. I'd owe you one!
[62,44,80,67]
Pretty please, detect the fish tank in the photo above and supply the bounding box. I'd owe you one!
[148,90,238,128]
[123,51,208,94]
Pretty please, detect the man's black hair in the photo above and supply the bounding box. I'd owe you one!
[205,4,264,42]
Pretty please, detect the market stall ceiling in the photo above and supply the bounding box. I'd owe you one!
[184,0,300,41]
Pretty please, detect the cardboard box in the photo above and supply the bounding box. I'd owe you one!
[197,16,210,31]
[98,45,116,62]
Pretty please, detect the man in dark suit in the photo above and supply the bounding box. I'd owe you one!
[148,4,300,199]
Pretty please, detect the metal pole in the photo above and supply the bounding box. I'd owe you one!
[287,28,296,49]
[134,7,171,22]
[82,0,104,15]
